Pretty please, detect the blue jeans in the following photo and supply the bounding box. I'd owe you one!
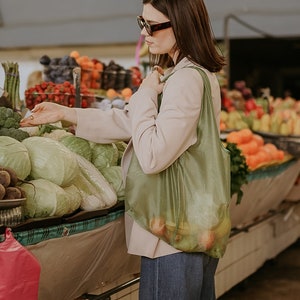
[139,252,219,300]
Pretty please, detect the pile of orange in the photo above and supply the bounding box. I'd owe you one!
[106,87,133,101]
[226,129,285,170]
[70,51,104,89]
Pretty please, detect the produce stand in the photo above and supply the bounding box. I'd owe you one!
[1,159,299,300]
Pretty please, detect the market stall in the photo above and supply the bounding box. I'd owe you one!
[1,51,300,300]
[1,158,299,300]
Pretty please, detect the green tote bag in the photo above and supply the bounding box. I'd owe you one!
[125,67,231,258]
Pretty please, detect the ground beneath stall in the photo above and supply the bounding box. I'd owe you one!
[218,238,300,300]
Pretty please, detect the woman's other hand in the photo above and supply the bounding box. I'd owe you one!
[140,65,165,94]
[20,102,77,127]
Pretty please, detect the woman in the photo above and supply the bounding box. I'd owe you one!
[21,0,225,298]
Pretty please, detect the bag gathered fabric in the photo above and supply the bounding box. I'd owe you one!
[125,67,231,258]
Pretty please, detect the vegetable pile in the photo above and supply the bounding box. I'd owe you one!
[0,166,25,201]
[225,142,249,205]
[1,61,22,111]
[0,106,29,141]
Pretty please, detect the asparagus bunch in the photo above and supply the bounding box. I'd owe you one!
[1,61,22,111]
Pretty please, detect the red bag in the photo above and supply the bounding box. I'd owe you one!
[0,228,41,300]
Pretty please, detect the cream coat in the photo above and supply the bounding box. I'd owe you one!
[75,57,221,258]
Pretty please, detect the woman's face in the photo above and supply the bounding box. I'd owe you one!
[141,4,177,59]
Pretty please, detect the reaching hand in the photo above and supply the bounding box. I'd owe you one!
[20,102,76,127]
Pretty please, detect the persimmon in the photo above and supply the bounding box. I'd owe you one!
[256,149,271,163]
[275,150,285,161]
[263,143,278,160]
[150,217,166,236]
[198,230,215,250]
[226,131,243,145]
[238,140,259,155]
[106,88,119,99]
[239,128,253,143]
[70,50,80,59]
[245,154,260,170]
[252,134,264,147]
[220,121,226,131]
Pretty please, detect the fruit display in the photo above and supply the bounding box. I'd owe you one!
[226,128,287,170]
[38,51,143,104]
[24,80,95,109]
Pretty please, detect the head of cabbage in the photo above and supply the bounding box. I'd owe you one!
[59,135,92,162]
[22,136,79,187]
[91,143,119,171]
[100,166,125,200]
[21,179,82,218]
[0,136,31,180]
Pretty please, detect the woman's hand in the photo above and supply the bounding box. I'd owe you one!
[140,65,165,94]
[20,102,77,127]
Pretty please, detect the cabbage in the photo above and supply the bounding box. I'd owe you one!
[115,141,128,164]
[59,135,92,161]
[75,154,117,210]
[101,166,125,200]
[91,143,119,171]
[22,136,79,187]
[63,185,82,213]
[42,129,73,141]
[21,179,70,218]
[0,136,31,180]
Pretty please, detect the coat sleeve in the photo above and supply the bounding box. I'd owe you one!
[128,67,203,174]
[74,107,132,144]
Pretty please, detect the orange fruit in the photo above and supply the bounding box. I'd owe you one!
[226,131,243,145]
[275,150,285,161]
[70,50,80,59]
[106,88,119,99]
[149,217,166,237]
[121,87,133,100]
[245,154,260,170]
[239,128,253,143]
[238,140,259,155]
[252,134,264,147]
[198,230,215,250]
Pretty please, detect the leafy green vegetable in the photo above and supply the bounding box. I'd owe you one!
[0,127,29,141]
[0,106,22,129]
[59,135,92,161]
[91,143,119,171]
[22,136,79,187]
[225,142,250,205]
[114,141,128,164]
[0,136,31,180]
[21,178,70,218]
[75,154,117,210]
[38,123,66,135]
[101,166,125,200]
[63,185,82,213]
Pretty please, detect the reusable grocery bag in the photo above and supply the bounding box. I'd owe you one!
[125,67,232,258]
[0,227,41,300]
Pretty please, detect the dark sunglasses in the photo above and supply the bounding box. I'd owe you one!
[137,16,172,36]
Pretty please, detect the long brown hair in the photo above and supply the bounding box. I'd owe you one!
[143,0,225,72]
